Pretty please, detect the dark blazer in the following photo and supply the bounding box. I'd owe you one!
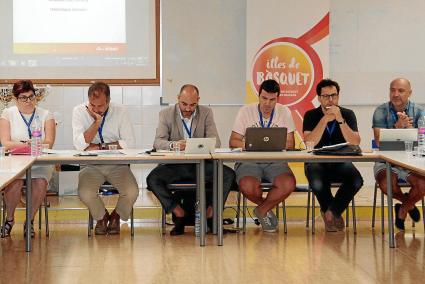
[153,104,221,150]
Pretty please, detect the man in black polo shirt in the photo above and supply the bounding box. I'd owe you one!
[303,79,363,232]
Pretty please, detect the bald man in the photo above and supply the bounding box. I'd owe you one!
[146,84,235,236]
[373,78,425,230]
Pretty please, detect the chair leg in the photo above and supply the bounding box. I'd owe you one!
[422,197,425,231]
[275,203,280,222]
[236,191,241,229]
[38,206,42,230]
[1,193,4,238]
[161,209,166,235]
[352,199,357,234]
[306,188,311,228]
[381,191,385,235]
[44,197,49,237]
[345,206,350,227]
[283,200,287,234]
[131,208,134,237]
[88,213,93,237]
[242,196,247,234]
[312,189,315,235]
[372,182,378,228]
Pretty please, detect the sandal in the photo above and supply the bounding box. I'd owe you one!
[23,220,35,238]
[2,219,14,237]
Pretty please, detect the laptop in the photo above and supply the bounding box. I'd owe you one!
[184,138,216,154]
[379,128,418,151]
[244,127,287,151]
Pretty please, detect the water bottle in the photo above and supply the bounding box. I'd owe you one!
[31,115,42,156]
[194,200,200,238]
[418,115,425,154]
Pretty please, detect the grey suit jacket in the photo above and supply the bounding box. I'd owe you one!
[153,104,221,150]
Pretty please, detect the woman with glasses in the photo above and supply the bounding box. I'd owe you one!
[0,80,55,238]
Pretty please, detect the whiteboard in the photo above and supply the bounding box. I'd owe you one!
[330,0,425,105]
[161,0,246,105]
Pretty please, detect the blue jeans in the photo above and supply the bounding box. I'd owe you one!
[305,162,363,216]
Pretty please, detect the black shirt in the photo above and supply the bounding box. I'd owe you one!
[302,106,358,148]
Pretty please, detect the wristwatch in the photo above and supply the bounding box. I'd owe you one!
[337,119,345,124]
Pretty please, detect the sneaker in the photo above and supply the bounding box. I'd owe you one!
[320,210,337,232]
[253,207,277,233]
[267,210,278,227]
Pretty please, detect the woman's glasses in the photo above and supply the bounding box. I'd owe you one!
[17,94,36,102]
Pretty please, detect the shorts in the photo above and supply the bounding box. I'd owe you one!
[235,162,293,184]
[373,162,411,182]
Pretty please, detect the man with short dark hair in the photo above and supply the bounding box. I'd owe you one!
[303,78,363,232]
[372,77,425,230]
[72,81,139,235]
[147,84,235,236]
[229,79,296,233]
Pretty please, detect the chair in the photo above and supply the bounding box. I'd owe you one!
[1,186,49,238]
[235,182,281,234]
[88,182,135,237]
[372,180,425,233]
[236,182,357,234]
[160,182,198,234]
[300,183,357,234]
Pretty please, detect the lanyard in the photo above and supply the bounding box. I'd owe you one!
[326,120,337,136]
[258,105,275,128]
[19,109,36,139]
[97,108,109,144]
[181,119,192,138]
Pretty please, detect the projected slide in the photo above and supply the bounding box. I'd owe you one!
[13,0,126,54]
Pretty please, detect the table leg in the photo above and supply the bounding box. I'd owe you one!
[386,162,395,248]
[217,160,224,246]
[197,161,206,246]
[212,160,218,235]
[25,167,32,252]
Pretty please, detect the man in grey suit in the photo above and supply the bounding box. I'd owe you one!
[146,84,235,235]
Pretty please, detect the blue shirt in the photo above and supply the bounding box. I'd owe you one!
[372,101,425,129]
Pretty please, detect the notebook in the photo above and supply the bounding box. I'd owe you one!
[184,138,216,154]
[244,127,287,151]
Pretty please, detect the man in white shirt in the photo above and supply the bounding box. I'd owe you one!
[229,79,296,233]
[72,82,139,235]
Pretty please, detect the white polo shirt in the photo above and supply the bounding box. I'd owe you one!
[72,102,136,151]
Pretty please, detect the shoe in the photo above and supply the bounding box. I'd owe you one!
[95,211,110,235]
[267,210,278,227]
[394,203,405,231]
[170,216,185,236]
[321,210,337,232]
[107,210,121,235]
[253,207,277,233]
[334,214,345,231]
[23,220,35,238]
[404,193,421,222]
[2,219,14,237]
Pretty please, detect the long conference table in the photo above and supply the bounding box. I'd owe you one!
[1,150,424,252]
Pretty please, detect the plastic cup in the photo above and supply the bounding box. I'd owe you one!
[404,141,413,157]
[171,141,181,154]
[108,144,118,151]
[41,144,49,155]
[0,146,5,157]
[305,141,315,152]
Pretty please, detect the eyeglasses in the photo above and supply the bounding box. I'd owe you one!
[17,94,36,102]
[319,93,339,100]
